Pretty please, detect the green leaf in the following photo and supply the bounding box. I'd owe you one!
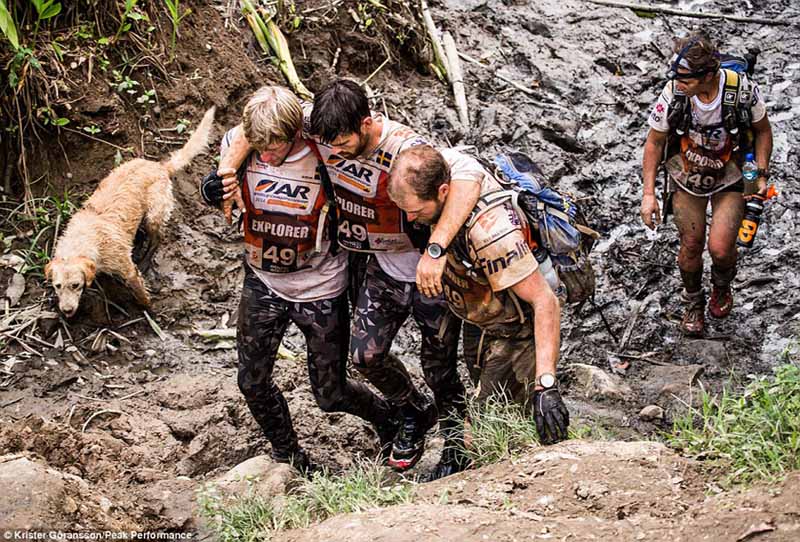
[41,3,61,19]
[98,37,109,45]
[54,117,69,126]
[50,41,63,61]
[0,0,20,50]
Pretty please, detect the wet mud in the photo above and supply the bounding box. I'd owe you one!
[1,0,799,531]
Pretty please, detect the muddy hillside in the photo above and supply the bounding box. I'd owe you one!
[1,0,799,536]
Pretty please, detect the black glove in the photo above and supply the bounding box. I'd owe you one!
[532,388,569,444]
[200,170,226,208]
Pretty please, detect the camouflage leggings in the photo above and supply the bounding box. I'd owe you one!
[351,257,466,418]
[237,266,392,458]
[463,321,536,406]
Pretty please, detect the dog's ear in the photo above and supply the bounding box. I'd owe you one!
[44,259,56,281]
[78,257,97,287]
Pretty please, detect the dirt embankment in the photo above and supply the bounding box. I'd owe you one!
[1,0,800,534]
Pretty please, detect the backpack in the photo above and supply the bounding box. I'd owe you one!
[464,151,600,305]
[666,49,760,160]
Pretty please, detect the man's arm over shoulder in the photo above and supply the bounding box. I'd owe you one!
[415,149,483,297]
[218,124,254,176]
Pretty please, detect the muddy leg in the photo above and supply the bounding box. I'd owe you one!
[673,190,709,334]
[139,176,175,271]
[350,258,428,409]
[236,267,298,459]
[120,258,151,307]
[294,291,393,424]
[411,291,466,421]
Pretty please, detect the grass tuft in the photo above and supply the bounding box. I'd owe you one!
[668,363,800,485]
[198,458,413,542]
[462,393,541,467]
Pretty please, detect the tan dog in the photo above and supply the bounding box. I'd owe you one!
[45,107,215,317]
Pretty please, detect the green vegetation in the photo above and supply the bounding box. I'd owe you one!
[198,459,412,542]
[462,394,541,467]
[1,192,76,274]
[669,363,800,485]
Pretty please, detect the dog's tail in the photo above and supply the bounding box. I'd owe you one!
[163,107,216,175]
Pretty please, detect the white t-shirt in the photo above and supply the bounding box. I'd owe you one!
[648,72,767,196]
[221,128,347,303]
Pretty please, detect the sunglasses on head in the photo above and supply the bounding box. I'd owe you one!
[665,37,712,81]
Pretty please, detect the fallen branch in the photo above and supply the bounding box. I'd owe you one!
[443,32,469,128]
[81,409,123,433]
[584,0,795,26]
[457,51,538,96]
[420,0,448,81]
[618,292,660,351]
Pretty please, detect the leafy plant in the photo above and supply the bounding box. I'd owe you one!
[136,88,156,105]
[30,0,62,39]
[0,0,19,50]
[82,124,101,135]
[115,0,148,41]
[175,118,189,134]
[669,363,800,486]
[163,0,191,60]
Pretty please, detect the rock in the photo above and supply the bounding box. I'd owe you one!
[141,479,198,530]
[570,364,633,401]
[0,456,68,528]
[639,405,665,422]
[215,455,296,500]
[574,480,609,500]
[4,273,25,306]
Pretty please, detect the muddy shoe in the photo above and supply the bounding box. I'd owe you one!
[708,285,733,319]
[388,401,438,471]
[680,290,705,337]
[374,414,401,462]
[273,448,317,477]
[427,442,471,482]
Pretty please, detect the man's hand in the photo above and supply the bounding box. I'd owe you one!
[219,167,245,224]
[640,194,661,230]
[756,176,768,196]
[416,252,446,297]
[532,388,569,444]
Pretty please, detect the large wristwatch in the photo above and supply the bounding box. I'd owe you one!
[426,242,446,259]
[536,373,557,389]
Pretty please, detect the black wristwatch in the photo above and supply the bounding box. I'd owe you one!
[426,242,446,259]
[536,373,557,390]
[757,168,770,180]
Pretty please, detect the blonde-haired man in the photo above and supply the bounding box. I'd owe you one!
[201,86,396,471]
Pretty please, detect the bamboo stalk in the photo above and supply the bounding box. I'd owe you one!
[240,0,313,100]
[420,0,448,82]
[584,0,794,26]
[442,32,469,128]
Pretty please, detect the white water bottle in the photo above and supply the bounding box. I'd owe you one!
[742,152,758,193]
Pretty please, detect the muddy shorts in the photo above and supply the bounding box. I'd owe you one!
[463,321,536,406]
[236,266,392,457]
[351,257,466,418]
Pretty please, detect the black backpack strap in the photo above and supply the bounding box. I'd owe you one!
[307,140,339,256]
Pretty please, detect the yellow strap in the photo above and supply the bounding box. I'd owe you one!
[722,69,740,106]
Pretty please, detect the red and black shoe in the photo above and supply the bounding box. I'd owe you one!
[708,285,733,319]
[388,401,438,471]
[680,290,705,337]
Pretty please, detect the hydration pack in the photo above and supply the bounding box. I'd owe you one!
[466,151,600,304]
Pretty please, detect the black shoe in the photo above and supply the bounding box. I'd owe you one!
[388,400,438,471]
[273,447,317,477]
[427,444,471,481]
[374,414,401,462]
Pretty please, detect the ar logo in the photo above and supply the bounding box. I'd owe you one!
[330,158,375,184]
[255,179,311,200]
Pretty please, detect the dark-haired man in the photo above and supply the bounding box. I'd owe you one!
[388,144,569,451]
[641,33,773,335]
[217,80,480,476]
